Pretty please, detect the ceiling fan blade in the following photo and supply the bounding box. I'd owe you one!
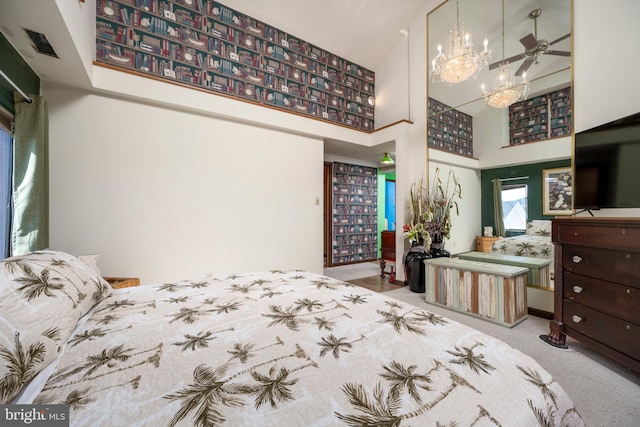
[549,33,571,45]
[515,58,534,77]
[520,33,538,50]
[544,50,571,57]
[489,53,525,70]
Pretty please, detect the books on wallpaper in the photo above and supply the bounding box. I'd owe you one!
[108,53,131,64]
[103,5,116,17]
[97,0,375,131]
[187,37,204,47]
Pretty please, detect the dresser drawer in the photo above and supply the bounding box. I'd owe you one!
[563,245,640,286]
[557,223,640,251]
[564,272,640,324]
[563,300,640,360]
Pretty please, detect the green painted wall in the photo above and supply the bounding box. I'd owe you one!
[0,33,39,113]
[480,159,571,236]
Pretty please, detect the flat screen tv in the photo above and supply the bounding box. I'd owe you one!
[574,111,640,210]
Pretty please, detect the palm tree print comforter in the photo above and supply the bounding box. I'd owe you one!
[28,270,582,426]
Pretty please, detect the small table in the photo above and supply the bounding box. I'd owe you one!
[104,277,140,289]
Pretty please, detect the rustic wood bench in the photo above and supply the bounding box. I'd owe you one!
[424,257,529,327]
[457,251,552,290]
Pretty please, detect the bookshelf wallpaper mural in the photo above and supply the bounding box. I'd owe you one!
[96,0,376,131]
[331,162,378,265]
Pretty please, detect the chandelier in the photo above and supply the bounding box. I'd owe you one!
[482,0,530,108]
[482,65,529,108]
[431,0,490,84]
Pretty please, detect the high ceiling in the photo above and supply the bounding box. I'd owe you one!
[218,0,429,71]
[428,0,571,116]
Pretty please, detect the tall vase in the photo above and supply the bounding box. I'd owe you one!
[403,240,431,293]
[430,235,450,258]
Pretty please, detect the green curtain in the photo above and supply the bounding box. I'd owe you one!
[492,178,505,237]
[11,92,48,255]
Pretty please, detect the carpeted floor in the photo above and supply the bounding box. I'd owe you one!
[327,262,640,425]
[381,286,640,427]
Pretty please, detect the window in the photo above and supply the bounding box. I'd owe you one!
[501,184,527,231]
[0,121,12,259]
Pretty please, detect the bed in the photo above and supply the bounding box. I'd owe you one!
[1,250,583,426]
[491,220,555,279]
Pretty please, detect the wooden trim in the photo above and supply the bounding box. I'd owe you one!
[373,119,414,132]
[103,277,140,289]
[323,162,332,267]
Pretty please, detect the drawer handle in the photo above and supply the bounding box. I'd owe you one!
[572,286,583,294]
[572,315,582,323]
[572,255,583,263]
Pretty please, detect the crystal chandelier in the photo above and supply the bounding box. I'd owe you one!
[431,0,490,84]
[482,0,530,108]
[482,65,529,108]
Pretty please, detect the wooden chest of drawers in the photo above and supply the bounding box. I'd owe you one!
[545,218,640,372]
[380,230,396,262]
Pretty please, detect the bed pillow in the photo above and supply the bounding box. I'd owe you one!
[526,220,552,236]
[0,250,112,352]
[0,316,59,403]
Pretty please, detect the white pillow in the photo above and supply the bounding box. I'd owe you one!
[0,250,113,402]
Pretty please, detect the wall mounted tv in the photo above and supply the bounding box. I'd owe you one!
[574,111,640,209]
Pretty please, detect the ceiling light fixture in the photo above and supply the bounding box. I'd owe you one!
[380,152,394,165]
[431,0,490,84]
[367,96,375,106]
[481,0,529,108]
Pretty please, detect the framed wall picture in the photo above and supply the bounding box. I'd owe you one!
[542,167,573,215]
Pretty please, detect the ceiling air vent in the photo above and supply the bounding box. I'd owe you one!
[24,29,58,58]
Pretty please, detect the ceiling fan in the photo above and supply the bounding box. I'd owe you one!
[489,8,571,76]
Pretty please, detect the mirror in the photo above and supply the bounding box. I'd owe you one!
[427,0,571,121]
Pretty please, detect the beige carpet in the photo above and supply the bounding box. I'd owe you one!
[382,286,640,427]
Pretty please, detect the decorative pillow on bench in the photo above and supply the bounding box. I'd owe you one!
[526,220,551,237]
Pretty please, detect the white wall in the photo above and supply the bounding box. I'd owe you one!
[41,0,640,286]
[572,0,640,218]
[45,84,324,284]
[428,162,482,254]
[374,32,410,129]
[574,0,640,133]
